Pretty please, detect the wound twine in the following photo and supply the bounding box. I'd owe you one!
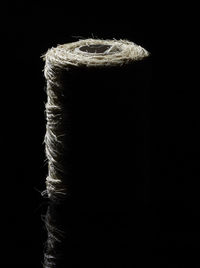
[44,38,149,200]
[43,38,150,267]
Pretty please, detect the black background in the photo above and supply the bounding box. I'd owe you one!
[0,2,199,267]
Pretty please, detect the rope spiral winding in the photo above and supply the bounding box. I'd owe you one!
[42,38,149,267]
[43,38,149,200]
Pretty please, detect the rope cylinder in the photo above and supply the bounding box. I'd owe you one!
[43,38,150,267]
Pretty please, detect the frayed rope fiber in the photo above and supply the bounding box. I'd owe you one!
[43,38,150,267]
[43,38,149,200]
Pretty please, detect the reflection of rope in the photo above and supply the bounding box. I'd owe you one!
[43,202,70,268]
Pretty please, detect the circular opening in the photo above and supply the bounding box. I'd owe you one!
[79,44,112,54]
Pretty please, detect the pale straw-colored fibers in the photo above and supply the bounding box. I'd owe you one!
[43,38,149,200]
[43,38,149,268]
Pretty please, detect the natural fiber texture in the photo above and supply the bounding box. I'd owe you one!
[43,38,150,268]
[43,38,149,200]
[44,38,149,69]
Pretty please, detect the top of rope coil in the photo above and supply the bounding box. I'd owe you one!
[43,39,150,68]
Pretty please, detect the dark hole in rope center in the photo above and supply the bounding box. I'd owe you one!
[79,44,112,54]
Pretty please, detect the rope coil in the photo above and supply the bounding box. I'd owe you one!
[43,38,150,267]
[43,38,149,200]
